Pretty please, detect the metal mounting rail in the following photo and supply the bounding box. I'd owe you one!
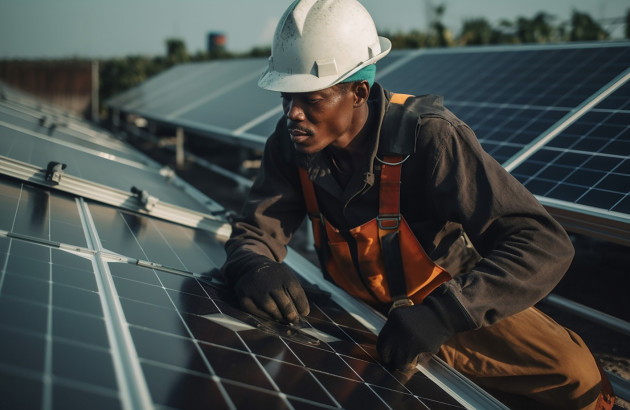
[0,155,231,239]
[539,196,630,248]
[542,294,630,338]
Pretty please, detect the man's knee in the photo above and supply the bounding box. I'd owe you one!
[547,330,604,409]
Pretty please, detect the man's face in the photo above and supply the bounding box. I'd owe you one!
[281,84,359,154]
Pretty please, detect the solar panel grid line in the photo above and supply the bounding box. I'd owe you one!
[282,249,507,409]
[232,104,283,137]
[470,52,549,106]
[504,67,630,172]
[0,236,14,298]
[110,264,323,407]
[147,285,370,409]
[299,307,399,406]
[167,68,263,121]
[76,197,155,410]
[0,191,124,407]
[107,65,205,110]
[43,245,55,410]
[132,268,247,409]
[102,212,305,408]
[111,60,271,123]
[375,49,427,85]
[132,63,250,112]
[518,150,625,198]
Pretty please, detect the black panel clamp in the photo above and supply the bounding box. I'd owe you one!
[45,161,67,185]
[131,186,159,211]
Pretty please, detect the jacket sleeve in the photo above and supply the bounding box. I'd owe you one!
[423,116,574,328]
[221,120,307,287]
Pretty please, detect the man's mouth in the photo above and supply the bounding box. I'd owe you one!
[288,125,313,144]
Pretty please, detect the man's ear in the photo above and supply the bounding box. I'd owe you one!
[353,80,370,107]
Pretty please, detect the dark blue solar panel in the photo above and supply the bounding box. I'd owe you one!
[377,44,630,168]
[511,81,630,213]
[0,235,123,409]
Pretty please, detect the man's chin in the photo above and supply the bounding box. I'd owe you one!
[293,143,319,154]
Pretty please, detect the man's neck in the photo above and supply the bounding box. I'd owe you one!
[326,101,374,178]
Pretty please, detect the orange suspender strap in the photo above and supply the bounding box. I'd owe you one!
[377,155,412,309]
[380,93,414,309]
[298,168,324,248]
[378,92,412,230]
[390,93,413,105]
[377,155,404,230]
[299,168,319,216]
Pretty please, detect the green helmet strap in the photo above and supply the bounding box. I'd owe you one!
[340,64,376,87]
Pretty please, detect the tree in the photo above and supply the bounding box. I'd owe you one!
[459,18,494,45]
[569,10,610,41]
[515,12,556,43]
[428,4,454,47]
[165,38,189,65]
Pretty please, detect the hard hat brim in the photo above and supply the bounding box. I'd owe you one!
[258,36,392,93]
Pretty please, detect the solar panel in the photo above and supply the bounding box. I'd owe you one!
[508,78,630,213]
[378,43,630,165]
[1,84,505,408]
[0,99,148,166]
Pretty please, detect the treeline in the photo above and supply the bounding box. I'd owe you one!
[384,8,623,48]
[99,8,628,113]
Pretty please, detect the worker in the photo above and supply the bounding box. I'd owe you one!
[220,0,614,408]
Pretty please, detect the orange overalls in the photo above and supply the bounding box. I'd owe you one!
[298,152,451,312]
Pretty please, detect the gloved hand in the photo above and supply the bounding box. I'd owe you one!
[377,288,473,371]
[234,258,310,323]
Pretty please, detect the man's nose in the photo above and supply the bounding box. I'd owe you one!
[286,100,306,122]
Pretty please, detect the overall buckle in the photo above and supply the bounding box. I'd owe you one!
[388,297,414,315]
[377,215,400,230]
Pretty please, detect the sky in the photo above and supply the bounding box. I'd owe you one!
[0,0,628,59]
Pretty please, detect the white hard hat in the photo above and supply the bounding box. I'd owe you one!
[258,0,391,93]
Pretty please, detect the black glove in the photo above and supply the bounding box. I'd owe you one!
[233,258,310,323]
[377,286,473,371]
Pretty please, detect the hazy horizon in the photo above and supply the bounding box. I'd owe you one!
[1,0,628,60]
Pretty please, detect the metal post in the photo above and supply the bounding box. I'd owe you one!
[176,126,185,169]
[112,108,120,128]
[91,60,99,122]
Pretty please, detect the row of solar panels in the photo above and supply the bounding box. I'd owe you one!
[107,41,630,247]
[0,83,506,408]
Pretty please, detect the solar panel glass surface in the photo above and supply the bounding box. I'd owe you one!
[0,177,474,409]
[510,80,630,214]
[377,44,630,166]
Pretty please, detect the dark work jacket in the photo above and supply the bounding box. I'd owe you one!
[222,83,575,329]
